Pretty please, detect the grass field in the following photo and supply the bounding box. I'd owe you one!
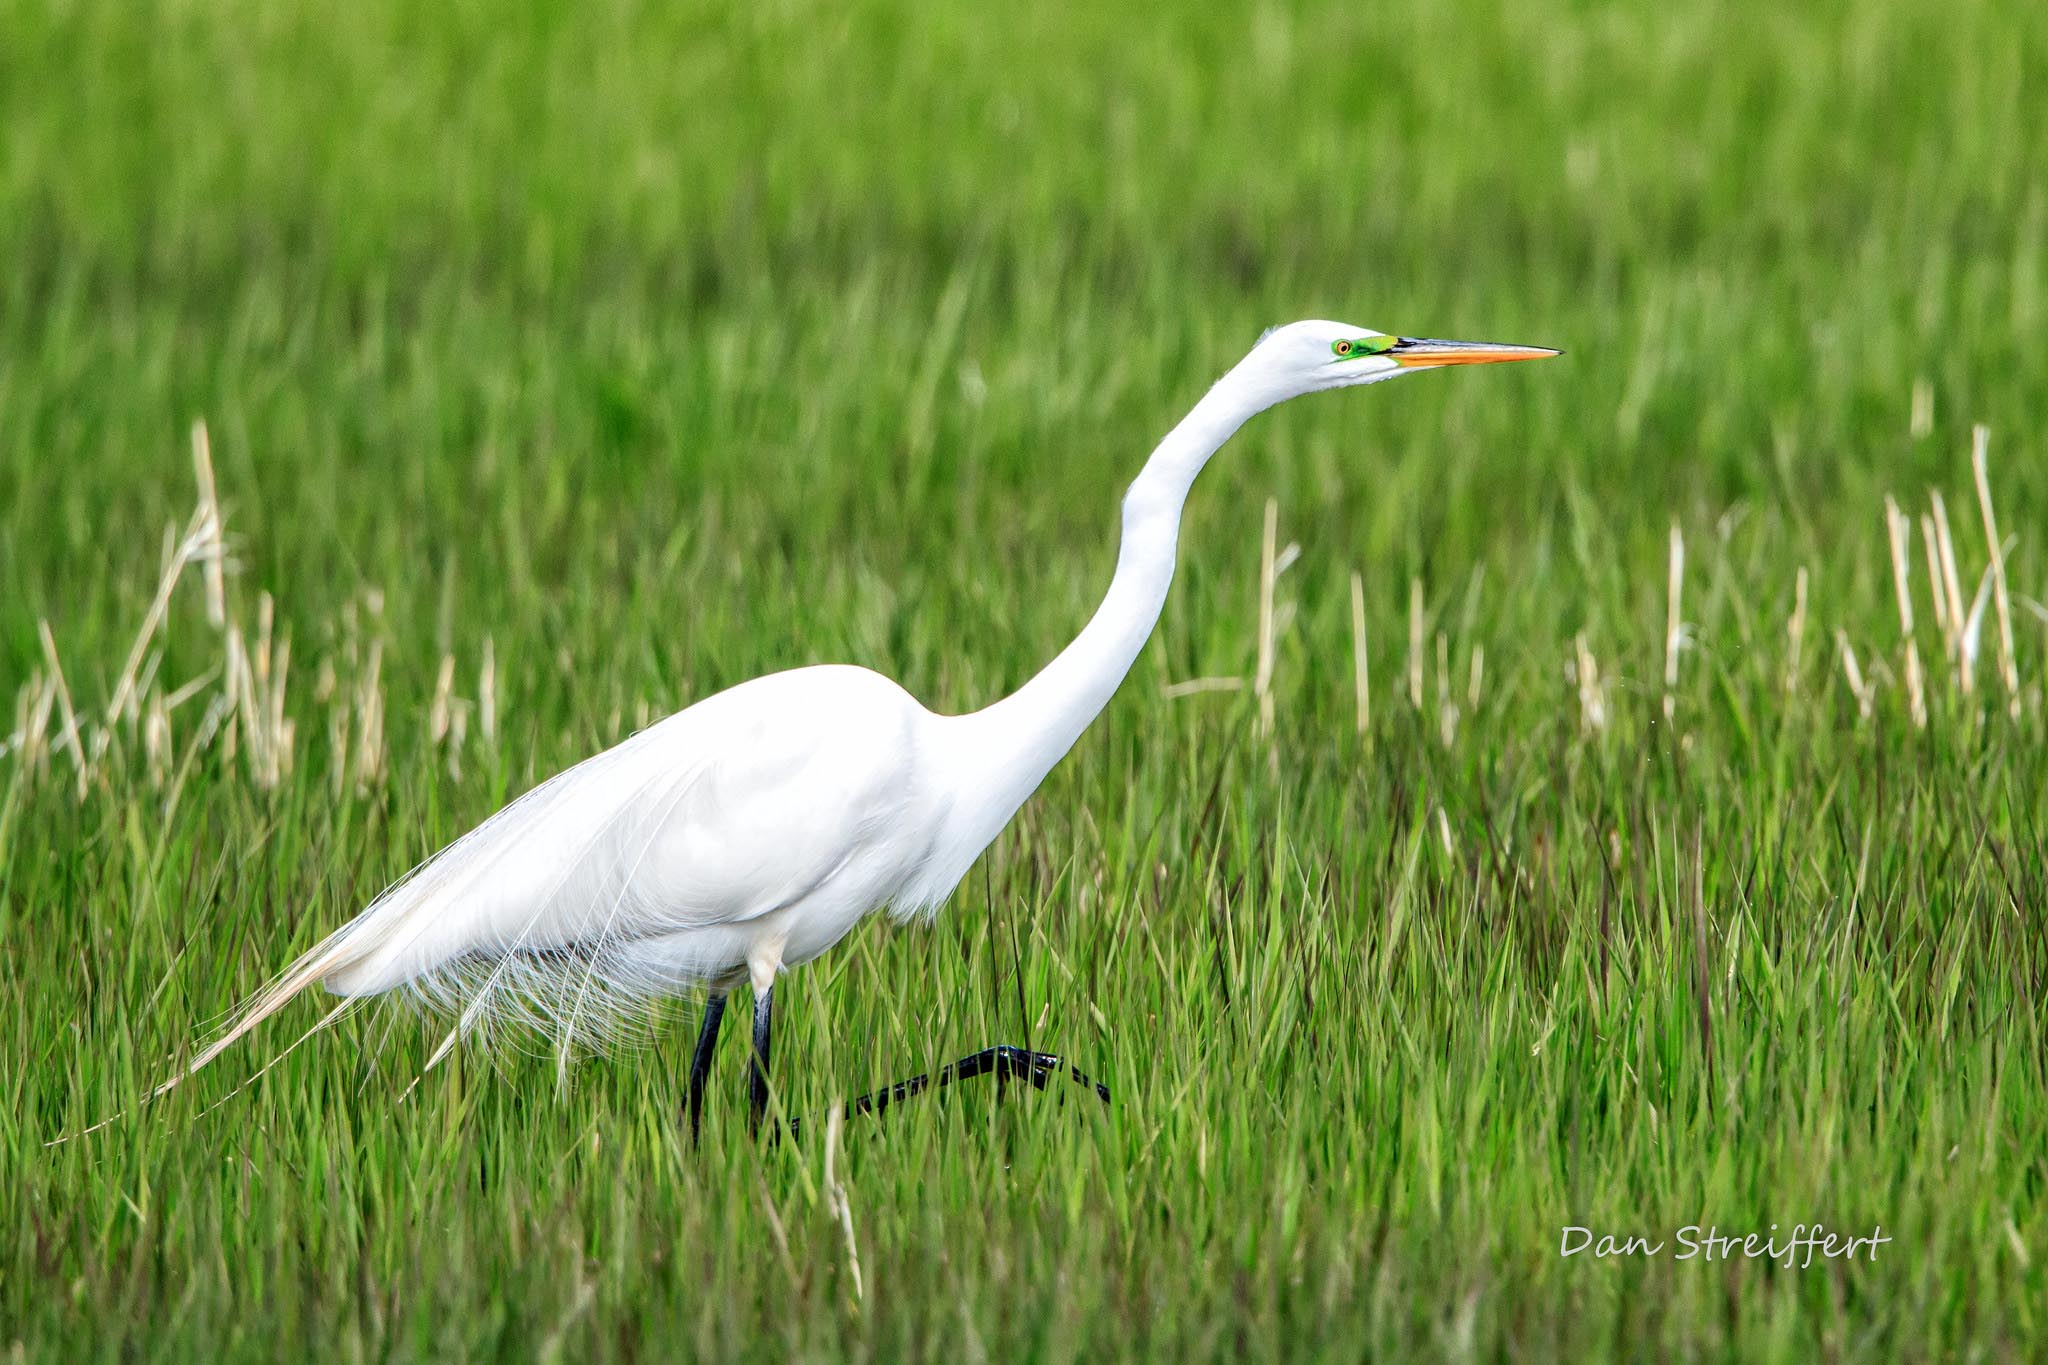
[5,0,2047,1358]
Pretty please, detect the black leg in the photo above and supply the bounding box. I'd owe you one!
[748,985,773,1137]
[788,1044,1110,1140]
[685,992,728,1146]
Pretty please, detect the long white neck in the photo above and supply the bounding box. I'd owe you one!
[939,361,1279,845]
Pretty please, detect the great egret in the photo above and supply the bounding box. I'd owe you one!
[149,321,1556,1139]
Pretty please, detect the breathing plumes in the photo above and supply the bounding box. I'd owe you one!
[365,734,744,1055]
[408,934,728,1068]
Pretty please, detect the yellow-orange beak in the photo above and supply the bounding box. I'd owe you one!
[1390,338,1562,368]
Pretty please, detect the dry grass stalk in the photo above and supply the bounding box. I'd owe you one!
[271,636,294,781]
[431,653,457,745]
[1785,566,1809,696]
[1467,643,1484,712]
[1931,490,1970,692]
[1836,629,1874,719]
[144,692,173,788]
[190,420,227,629]
[1574,632,1608,732]
[255,593,274,693]
[480,636,499,748]
[17,670,55,777]
[162,667,217,713]
[1969,424,2020,713]
[1407,576,1424,710]
[1919,514,1951,655]
[1910,377,1934,439]
[1884,496,1927,727]
[1161,677,1244,699]
[225,625,250,770]
[187,690,233,757]
[355,636,387,792]
[229,624,289,787]
[122,648,163,740]
[329,704,352,801]
[823,1105,864,1306]
[445,707,468,780]
[1435,630,1457,747]
[36,621,88,799]
[234,593,294,790]
[1960,564,1995,687]
[106,510,215,731]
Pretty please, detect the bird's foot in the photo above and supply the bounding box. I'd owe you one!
[786,1044,1110,1141]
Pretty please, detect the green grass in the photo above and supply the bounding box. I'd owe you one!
[5,0,2046,1358]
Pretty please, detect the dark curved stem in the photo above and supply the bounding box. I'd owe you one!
[786,1044,1110,1141]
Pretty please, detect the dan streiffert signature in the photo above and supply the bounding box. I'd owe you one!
[1560,1224,1892,1268]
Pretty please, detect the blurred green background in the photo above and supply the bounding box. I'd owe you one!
[3,1,2044,1359]
[6,0,2041,660]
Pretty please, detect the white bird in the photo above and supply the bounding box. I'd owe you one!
[155,321,1556,1139]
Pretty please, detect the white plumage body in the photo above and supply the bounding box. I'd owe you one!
[331,666,950,1000]
[290,662,1033,1066]
[189,659,1036,1073]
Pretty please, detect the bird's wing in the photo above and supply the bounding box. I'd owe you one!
[326,664,925,995]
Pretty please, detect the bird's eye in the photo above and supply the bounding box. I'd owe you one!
[1332,339,1354,357]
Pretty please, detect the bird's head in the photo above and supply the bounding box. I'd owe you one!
[1240,319,1559,402]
